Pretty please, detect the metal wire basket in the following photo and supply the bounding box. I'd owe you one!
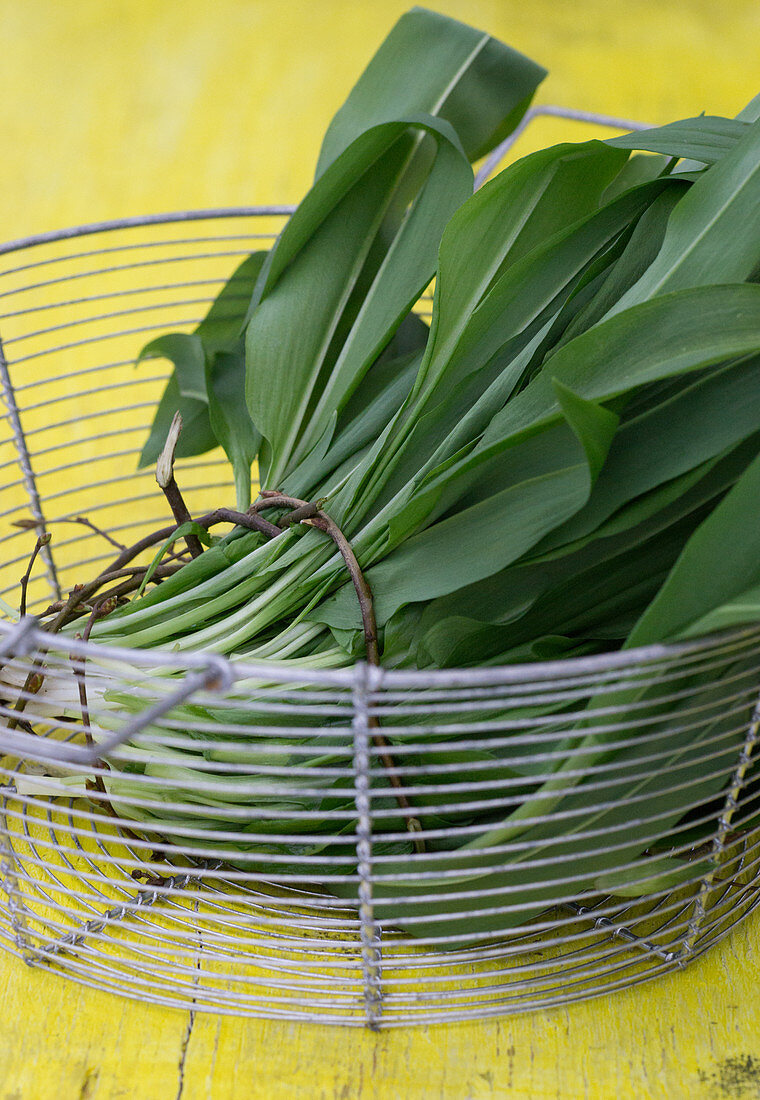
[1,107,760,1029]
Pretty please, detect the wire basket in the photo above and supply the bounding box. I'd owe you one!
[1,108,760,1029]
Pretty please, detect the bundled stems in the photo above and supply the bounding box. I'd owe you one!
[12,455,425,852]
[94,508,281,581]
[7,558,177,730]
[252,492,425,851]
[250,494,381,665]
[42,565,183,633]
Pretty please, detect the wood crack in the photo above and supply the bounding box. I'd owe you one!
[175,1008,196,1100]
[176,897,202,1100]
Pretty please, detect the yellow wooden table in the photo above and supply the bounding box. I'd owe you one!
[1,2,759,1096]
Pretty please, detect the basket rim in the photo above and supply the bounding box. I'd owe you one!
[0,207,295,260]
[1,616,757,690]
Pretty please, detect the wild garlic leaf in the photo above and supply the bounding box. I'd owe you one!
[206,349,260,510]
[737,91,760,123]
[608,116,760,311]
[137,336,216,468]
[538,353,760,552]
[628,448,760,645]
[477,283,760,459]
[245,115,473,487]
[137,253,266,469]
[607,115,748,164]
[315,6,546,173]
[201,252,267,509]
[326,140,636,526]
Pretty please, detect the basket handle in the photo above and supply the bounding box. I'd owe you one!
[0,618,234,767]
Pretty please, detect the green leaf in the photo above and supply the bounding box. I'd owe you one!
[410,141,631,405]
[478,284,760,457]
[358,282,760,587]
[315,6,546,173]
[628,449,760,645]
[137,366,216,469]
[360,667,747,937]
[284,346,425,501]
[137,253,266,469]
[601,152,672,202]
[610,116,760,311]
[553,181,688,349]
[313,423,595,632]
[594,856,713,897]
[414,499,714,668]
[551,379,619,481]
[198,252,269,509]
[681,580,760,637]
[196,252,268,357]
[330,141,637,523]
[206,349,260,510]
[736,92,760,123]
[294,306,429,492]
[246,115,473,486]
[312,284,760,639]
[142,334,207,401]
[539,354,760,552]
[607,115,748,164]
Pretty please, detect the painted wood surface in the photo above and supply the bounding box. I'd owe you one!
[1,1,759,1096]
[2,905,760,1098]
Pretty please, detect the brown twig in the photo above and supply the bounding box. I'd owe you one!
[95,509,281,581]
[85,563,183,605]
[201,508,282,540]
[73,597,118,799]
[253,492,425,851]
[19,532,52,617]
[13,516,126,552]
[250,494,379,662]
[95,524,183,577]
[249,492,306,513]
[41,565,183,633]
[250,495,326,527]
[11,511,277,726]
[41,504,284,630]
[5,529,55,730]
[155,412,204,559]
[72,515,127,551]
[304,515,379,665]
[4,666,46,732]
[164,547,193,565]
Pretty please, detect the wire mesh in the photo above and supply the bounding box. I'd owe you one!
[1,108,759,1028]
